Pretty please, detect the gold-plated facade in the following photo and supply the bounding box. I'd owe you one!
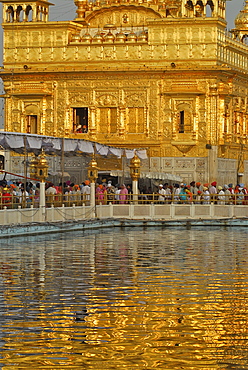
[1,0,248,184]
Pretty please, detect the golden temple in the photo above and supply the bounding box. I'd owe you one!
[0,0,248,184]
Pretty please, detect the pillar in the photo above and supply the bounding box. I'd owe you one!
[132,180,139,202]
[39,182,46,219]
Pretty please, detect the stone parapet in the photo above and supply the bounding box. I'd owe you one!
[1,204,248,231]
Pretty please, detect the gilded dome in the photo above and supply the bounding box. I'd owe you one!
[235,1,248,30]
[92,30,103,43]
[126,31,137,42]
[70,33,81,43]
[137,30,148,42]
[115,30,127,42]
[81,31,92,43]
[104,30,115,42]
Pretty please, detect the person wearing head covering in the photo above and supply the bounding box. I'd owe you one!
[190,181,198,201]
[195,182,203,193]
[17,186,29,206]
[185,188,193,203]
[179,186,187,203]
[70,184,81,205]
[196,190,203,204]
[209,181,217,203]
[76,124,82,133]
[9,184,18,205]
[106,181,116,204]
[228,184,234,195]
[223,184,232,205]
[100,184,108,205]
[163,183,171,204]
[115,184,121,203]
[202,186,210,204]
[157,184,166,204]
[95,184,103,205]
[2,186,12,208]
[119,184,128,204]
[81,180,91,205]
[173,183,180,204]
[237,187,245,205]
[217,185,225,205]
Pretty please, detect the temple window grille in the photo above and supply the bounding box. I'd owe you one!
[73,107,88,133]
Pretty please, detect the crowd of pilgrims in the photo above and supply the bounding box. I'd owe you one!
[155,181,248,204]
[0,179,247,206]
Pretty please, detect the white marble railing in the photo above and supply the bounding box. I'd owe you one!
[0,203,248,226]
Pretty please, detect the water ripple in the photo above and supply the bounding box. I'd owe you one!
[0,227,248,369]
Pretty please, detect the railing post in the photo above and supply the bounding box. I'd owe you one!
[30,205,34,223]
[62,204,66,221]
[210,202,214,218]
[51,204,54,222]
[132,180,139,203]
[130,203,134,219]
[90,182,96,217]
[18,205,22,224]
[3,206,7,225]
[72,204,76,220]
[109,202,113,218]
[150,202,154,220]
[39,182,46,221]
[171,203,175,219]
[98,202,102,218]
[190,203,195,218]
[82,203,86,219]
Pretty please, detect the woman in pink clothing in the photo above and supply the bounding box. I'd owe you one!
[119,184,128,204]
[95,184,103,205]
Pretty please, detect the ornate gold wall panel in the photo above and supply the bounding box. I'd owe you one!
[1,0,248,183]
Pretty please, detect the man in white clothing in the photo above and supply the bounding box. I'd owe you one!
[81,180,91,205]
[157,184,166,203]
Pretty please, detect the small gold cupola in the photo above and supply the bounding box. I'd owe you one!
[233,1,248,43]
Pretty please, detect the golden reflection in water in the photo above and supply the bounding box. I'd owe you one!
[0,228,248,369]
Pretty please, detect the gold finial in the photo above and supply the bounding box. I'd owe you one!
[130,154,141,181]
[36,148,48,182]
[88,154,99,183]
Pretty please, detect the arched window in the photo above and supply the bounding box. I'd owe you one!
[25,5,33,21]
[185,0,194,16]
[16,5,23,22]
[6,6,14,22]
[25,104,39,134]
[206,0,214,17]
[195,0,204,17]
[242,34,248,45]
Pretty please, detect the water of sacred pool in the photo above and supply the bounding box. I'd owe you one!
[0,227,248,369]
